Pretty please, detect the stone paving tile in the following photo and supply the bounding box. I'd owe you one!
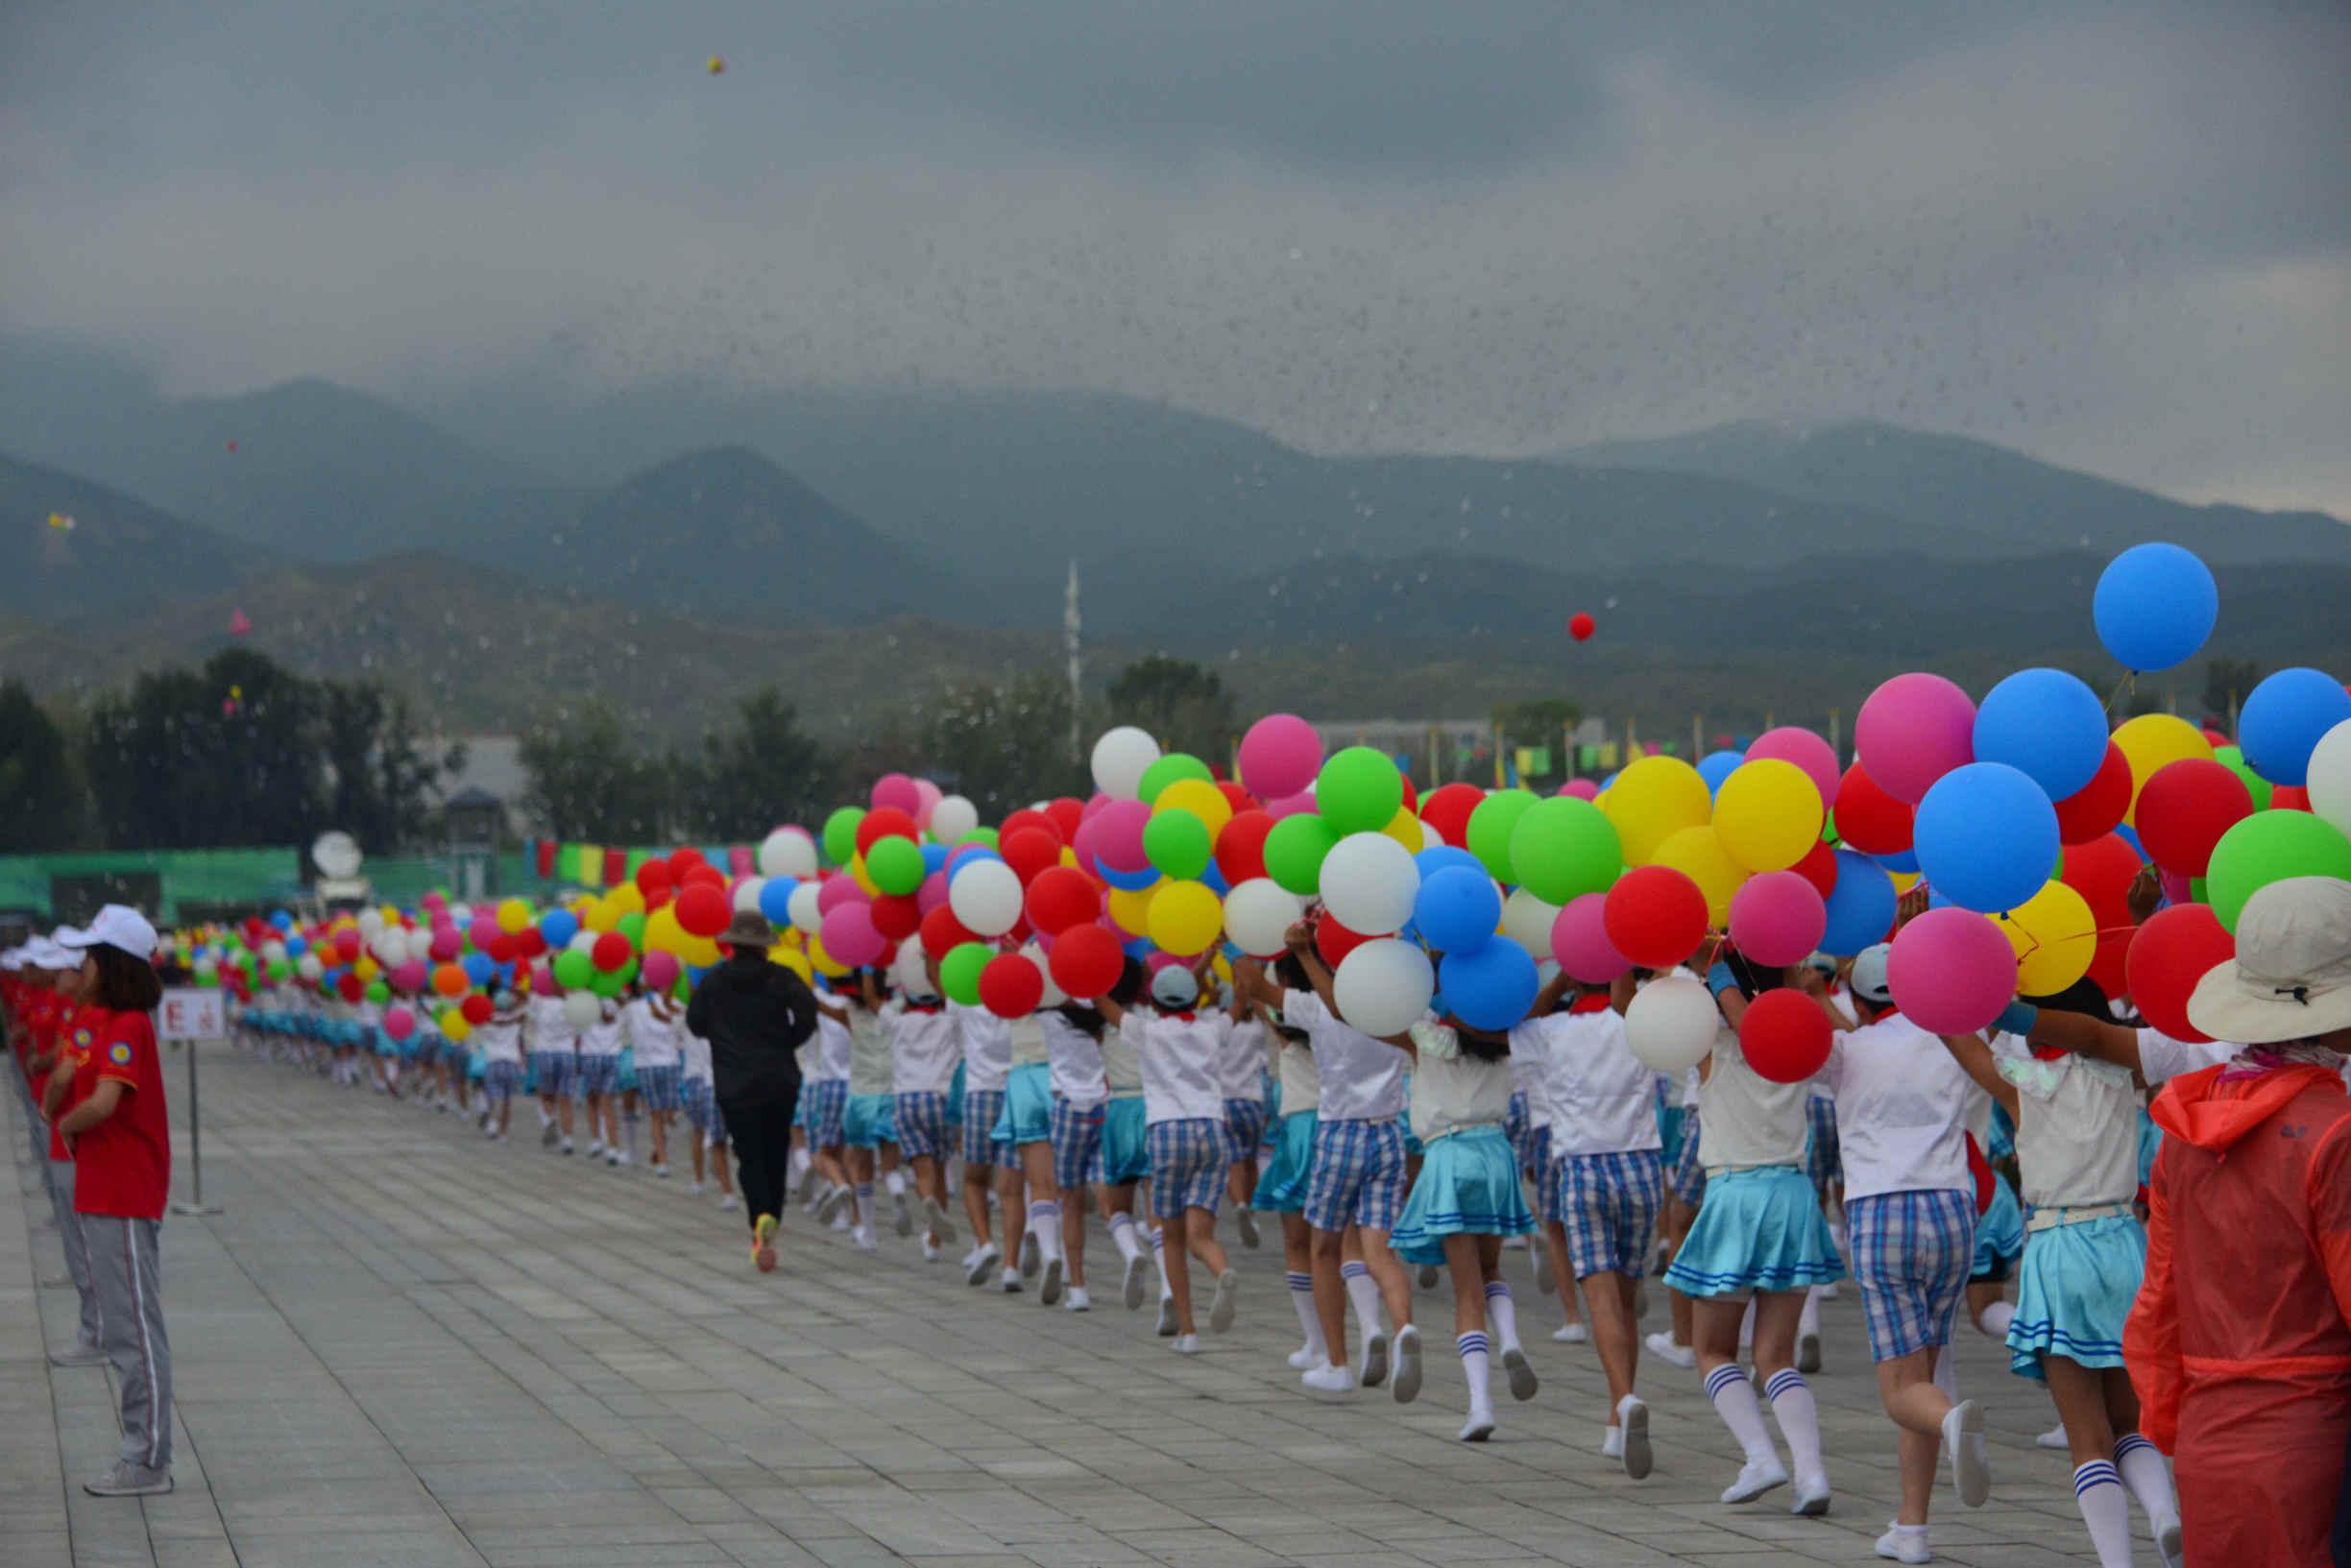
[3,1051,2185,1568]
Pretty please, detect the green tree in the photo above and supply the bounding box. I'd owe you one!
[518,698,670,842]
[0,680,88,852]
[1106,655,1236,761]
[321,682,464,852]
[921,669,1085,819]
[84,649,328,849]
[676,688,833,840]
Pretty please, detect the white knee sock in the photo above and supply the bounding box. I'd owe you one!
[1108,1211,1143,1262]
[2072,1460,2135,1567]
[1151,1227,1172,1299]
[855,1181,875,1218]
[1342,1260,1385,1339]
[1765,1369,1827,1482]
[2113,1435,2179,1534]
[1028,1200,1062,1260]
[1483,1281,1523,1354]
[1977,1299,2016,1339]
[1705,1363,1777,1463]
[1931,1344,1958,1404]
[885,1169,909,1197]
[1458,1332,1493,1419]
[1288,1271,1326,1357]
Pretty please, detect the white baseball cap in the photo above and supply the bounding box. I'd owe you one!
[25,937,74,969]
[0,947,21,970]
[58,904,160,961]
[1850,944,1894,1006]
[1150,965,1200,1009]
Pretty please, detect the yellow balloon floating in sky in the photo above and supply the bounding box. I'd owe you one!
[706,56,725,74]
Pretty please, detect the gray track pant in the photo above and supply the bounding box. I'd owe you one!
[46,1158,105,1346]
[82,1215,172,1471]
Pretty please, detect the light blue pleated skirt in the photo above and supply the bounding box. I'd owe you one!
[844,1092,897,1148]
[1972,1170,2025,1277]
[992,1063,1053,1145]
[1251,1109,1318,1214]
[1390,1124,1536,1265]
[1663,1165,1846,1298]
[2007,1213,2145,1381]
[1099,1097,1151,1186]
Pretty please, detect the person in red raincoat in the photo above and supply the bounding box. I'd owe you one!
[2124,875,2351,1567]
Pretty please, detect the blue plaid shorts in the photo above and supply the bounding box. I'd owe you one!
[1530,1125,1559,1219]
[806,1078,849,1148]
[1302,1118,1408,1234]
[895,1090,951,1160]
[1223,1097,1269,1163]
[683,1076,714,1134]
[961,1088,1011,1169]
[575,1053,619,1099]
[1804,1094,1842,1193]
[534,1050,576,1098]
[1147,1117,1227,1219]
[482,1059,521,1102]
[1555,1149,1665,1280]
[1051,1096,1105,1191]
[636,1064,681,1113]
[1848,1188,1975,1362]
[1670,1107,1709,1206]
[1506,1091,1532,1171]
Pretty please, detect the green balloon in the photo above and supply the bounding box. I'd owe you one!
[960,827,1000,850]
[1263,812,1340,896]
[616,910,646,947]
[194,969,220,988]
[866,835,926,896]
[1142,808,1213,880]
[2214,745,2274,812]
[822,806,866,866]
[553,949,594,989]
[941,940,992,1005]
[1317,746,1404,836]
[1137,752,1213,805]
[266,957,290,982]
[591,966,627,999]
[365,979,390,1005]
[2206,808,2351,931]
[1466,789,1540,882]
[1507,796,1622,904]
[1821,808,1840,847]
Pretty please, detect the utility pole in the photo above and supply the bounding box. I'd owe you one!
[1064,559,1084,766]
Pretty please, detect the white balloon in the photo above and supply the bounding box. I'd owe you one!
[1224,878,1305,957]
[891,937,932,997]
[759,828,818,880]
[787,881,825,936]
[448,903,473,928]
[1419,818,1449,850]
[1091,726,1161,800]
[562,991,601,1028]
[374,929,409,966]
[1333,939,1436,1037]
[1020,941,1068,1008]
[355,909,386,939]
[296,953,324,982]
[1501,886,1563,958]
[1624,977,1720,1073]
[2309,716,2351,840]
[950,858,1024,937]
[568,929,599,954]
[929,794,981,845]
[261,938,288,963]
[1318,832,1419,935]
[732,876,766,912]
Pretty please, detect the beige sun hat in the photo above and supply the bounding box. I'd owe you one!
[2185,876,2351,1046]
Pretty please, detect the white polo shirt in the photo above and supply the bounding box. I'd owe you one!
[624,996,681,1070]
[952,1001,1012,1093]
[1219,1017,1272,1101]
[885,1002,962,1094]
[1406,1022,1515,1144]
[1285,987,1407,1122]
[1128,1008,1231,1125]
[577,999,623,1058]
[528,994,574,1056]
[1511,1003,1662,1158]
[811,1012,852,1082]
[1041,1011,1107,1107]
[1820,1010,1973,1201]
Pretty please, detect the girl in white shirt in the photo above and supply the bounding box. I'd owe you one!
[676,1011,738,1210]
[1249,1007,1328,1371]
[885,960,963,1259]
[993,1009,1067,1306]
[1041,1003,1110,1311]
[475,989,526,1143]
[800,998,857,1228]
[527,978,578,1153]
[1218,1010,1272,1247]
[622,983,685,1179]
[838,972,914,1249]
[576,995,626,1166]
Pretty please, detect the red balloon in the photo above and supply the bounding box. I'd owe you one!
[2273,784,2312,811]
[1964,1131,1995,1217]
[920,905,978,958]
[336,930,364,963]
[516,929,547,959]
[2060,832,2145,920]
[2054,743,2132,845]
[1832,762,1914,856]
[979,953,1046,1019]
[667,846,708,878]
[336,971,364,1002]
[2126,904,2234,1044]
[460,992,494,1025]
[487,933,519,964]
[1790,838,1840,900]
[1000,808,1063,849]
[1314,915,1373,969]
[1001,827,1062,885]
[1047,923,1124,999]
[856,808,921,858]
[591,931,633,972]
[1419,783,1485,848]
[1025,866,1102,935]
[1043,797,1086,843]
[1215,810,1276,883]
[870,893,922,941]
[1568,612,1596,641]
[635,860,673,897]
[681,864,726,891]
[2135,760,2253,877]
[1603,866,1710,970]
[1217,780,1257,816]
[673,882,730,939]
[1739,989,1833,1083]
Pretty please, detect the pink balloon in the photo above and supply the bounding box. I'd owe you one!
[1745,727,1842,811]
[1264,789,1319,820]
[1728,871,1829,966]
[426,928,461,962]
[1555,779,1600,801]
[1856,673,1976,805]
[1071,813,1107,878]
[468,914,501,952]
[1092,798,1151,873]
[915,870,951,914]
[528,963,557,997]
[640,951,682,991]
[870,772,922,815]
[2156,866,2193,906]
[911,777,943,828]
[1144,951,1187,977]
[726,845,754,878]
[1549,893,1632,984]
[1239,713,1325,801]
[821,902,886,967]
[1887,907,2018,1033]
[382,1005,417,1041]
[815,875,871,914]
[389,959,428,994]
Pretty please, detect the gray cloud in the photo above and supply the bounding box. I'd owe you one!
[3,0,2346,512]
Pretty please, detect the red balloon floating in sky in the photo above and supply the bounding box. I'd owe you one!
[1568,613,1596,641]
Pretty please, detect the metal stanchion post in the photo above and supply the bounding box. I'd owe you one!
[170,1034,223,1218]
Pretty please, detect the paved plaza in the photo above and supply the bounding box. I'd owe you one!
[6,1048,2157,1568]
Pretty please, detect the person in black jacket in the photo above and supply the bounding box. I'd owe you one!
[685,911,817,1272]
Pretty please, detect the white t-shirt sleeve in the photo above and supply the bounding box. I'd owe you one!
[2135,1028,2235,1084]
[1282,988,1327,1030]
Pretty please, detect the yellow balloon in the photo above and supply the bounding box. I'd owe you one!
[495,897,532,934]
[1380,805,1425,855]
[580,895,619,934]
[1997,879,2097,995]
[849,853,880,897]
[1652,824,1748,928]
[807,933,849,977]
[1147,880,1224,955]
[1601,757,1713,865]
[1155,777,1233,836]
[607,882,646,918]
[1106,881,1160,936]
[379,904,401,926]
[1712,759,1825,873]
[679,933,722,970]
[440,1011,473,1043]
[770,944,813,981]
[1888,869,1923,893]
[352,954,379,983]
[644,905,686,957]
[2113,714,2215,821]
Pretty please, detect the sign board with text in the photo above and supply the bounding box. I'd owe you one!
[158,988,227,1043]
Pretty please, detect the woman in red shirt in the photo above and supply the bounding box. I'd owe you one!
[54,905,175,1499]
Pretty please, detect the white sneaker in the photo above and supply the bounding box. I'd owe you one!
[83,1459,173,1497]
[921,1195,957,1245]
[1552,1321,1589,1344]
[921,1237,942,1263]
[2035,1421,2070,1450]
[999,1266,1023,1293]
[1301,1361,1357,1393]
[1171,1333,1201,1355]
[1875,1524,1931,1564]
[1155,1295,1179,1337]
[652,1162,669,1179]
[541,1121,560,1147]
[1287,1343,1324,1369]
[1416,1264,1440,1290]
[1018,1229,1041,1279]
[852,1229,879,1252]
[689,1180,707,1196]
[1459,1409,1497,1442]
[1616,1394,1653,1481]
[892,1190,914,1237]
[1790,1473,1832,1517]
[1121,1253,1149,1311]
[605,1150,620,1168]
[1063,1287,1091,1313]
[1208,1269,1239,1334]
[561,1138,574,1154]
[1645,1330,1698,1369]
[1722,1455,1790,1504]
[815,1184,850,1225]
[1040,1255,1065,1308]
[1943,1401,1990,1508]
[588,1141,604,1159]
[718,1194,739,1213]
[1360,1332,1390,1387]
[1391,1326,1423,1404]
[1502,1346,1539,1402]
[1236,1207,1260,1248]
[830,1212,853,1232]
[2155,1518,2183,1568]
[964,1243,1001,1286]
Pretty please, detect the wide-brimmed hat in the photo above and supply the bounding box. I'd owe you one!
[2186,877,2351,1045]
[718,911,775,950]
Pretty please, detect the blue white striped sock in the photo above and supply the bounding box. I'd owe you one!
[2108,1438,2179,1544]
[1340,1260,1383,1338]
[1482,1280,1521,1353]
[2072,1461,2132,1566]
[1705,1364,1774,1461]
[1108,1210,1142,1262]
[1764,1370,1824,1480]
[1457,1332,1491,1408]
[1286,1271,1325,1357]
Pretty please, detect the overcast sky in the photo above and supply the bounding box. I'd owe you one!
[5,0,2347,512]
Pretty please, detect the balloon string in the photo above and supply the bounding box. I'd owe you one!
[2103,671,2139,715]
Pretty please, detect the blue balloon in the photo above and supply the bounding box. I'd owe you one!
[539,907,580,948]
[461,952,495,985]
[2239,666,2351,787]
[2093,543,2218,672]
[1415,844,1486,881]
[1097,859,1159,892]
[284,933,307,957]
[269,908,293,931]
[1913,762,2060,914]
[1973,667,2109,800]
[1200,861,1232,897]
[1696,749,1746,798]
[1438,937,1539,1031]
[2112,823,2145,861]
[1873,847,1921,875]
[1415,865,1504,953]
[1820,849,1897,956]
[757,877,798,926]
[1121,936,1152,961]
[920,842,950,874]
